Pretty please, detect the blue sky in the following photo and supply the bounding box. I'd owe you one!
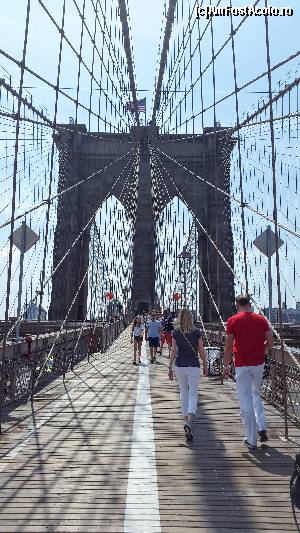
[0,0,299,319]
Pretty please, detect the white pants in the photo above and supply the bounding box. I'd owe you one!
[175,366,201,416]
[235,364,266,446]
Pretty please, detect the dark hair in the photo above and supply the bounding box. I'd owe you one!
[235,294,251,306]
[133,315,141,327]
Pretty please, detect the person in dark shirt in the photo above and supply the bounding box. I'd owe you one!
[160,309,174,357]
[168,308,208,442]
[224,294,274,450]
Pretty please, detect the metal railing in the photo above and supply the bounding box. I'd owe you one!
[0,316,130,407]
[205,329,300,425]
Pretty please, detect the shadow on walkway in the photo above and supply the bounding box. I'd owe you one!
[152,352,298,532]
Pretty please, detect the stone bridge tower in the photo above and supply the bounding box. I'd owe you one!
[49,125,235,322]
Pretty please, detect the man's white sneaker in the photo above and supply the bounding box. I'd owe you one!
[243,438,257,451]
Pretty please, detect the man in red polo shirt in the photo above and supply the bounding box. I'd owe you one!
[224,294,274,450]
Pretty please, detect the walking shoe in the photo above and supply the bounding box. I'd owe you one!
[133,361,137,366]
[150,357,155,364]
[259,430,268,442]
[184,424,193,442]
[243,438,257,451]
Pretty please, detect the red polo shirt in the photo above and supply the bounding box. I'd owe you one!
[226,312,270,367]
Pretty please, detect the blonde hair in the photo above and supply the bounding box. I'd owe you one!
[176,308,195,334]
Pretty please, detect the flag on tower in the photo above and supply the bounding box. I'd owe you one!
[136,98,146,113]
[126,98,146,114]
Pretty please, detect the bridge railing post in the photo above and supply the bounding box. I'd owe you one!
[99,326,104,353]
[0,316,129,411]
[62,327,69,380]
[9,343,20,402]
[105,326,109,351]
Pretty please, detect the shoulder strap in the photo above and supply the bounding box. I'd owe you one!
[178,329,199,357]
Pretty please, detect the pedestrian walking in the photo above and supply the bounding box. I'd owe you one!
[160,309,174,358]
[131,315,144,365]
[142,311,149,341]
[224,294,274,450]
[146,312,162,363]
[168,308,208,442]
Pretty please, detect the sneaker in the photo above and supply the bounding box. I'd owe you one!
[184,424,193,442]
[259,430,268,442]
[133,361,137,366]
[243,438,257,451]
[150,357,154,364]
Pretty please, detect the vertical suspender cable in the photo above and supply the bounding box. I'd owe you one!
[209,1,221,321]
[31,0,67,402]
[264,0,288,439]
[197,15,212,322]
[88,0,99,132]
[75,0,86,124]
[229,0,249,294]
[0,0,32,433]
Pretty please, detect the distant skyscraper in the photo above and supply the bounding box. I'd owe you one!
[24,303,47,321]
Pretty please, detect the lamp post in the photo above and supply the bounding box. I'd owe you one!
[122,286,128,316]
[178,246,192,307]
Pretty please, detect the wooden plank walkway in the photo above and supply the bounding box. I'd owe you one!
[0,327,299,532]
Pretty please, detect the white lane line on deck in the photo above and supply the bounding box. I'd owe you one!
[124,345,161,533]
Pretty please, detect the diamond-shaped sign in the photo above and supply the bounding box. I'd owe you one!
[253,226,284,258]
[13,224,39,253]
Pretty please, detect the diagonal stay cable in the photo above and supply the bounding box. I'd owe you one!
[166,49,300,132]
[0,0,32,434]
[0,148,135,230]
[92,148,139,290]
[4,149,138,342]
[154,145,300,239]
[0,86,133,145]
[0,110,133,145]
[157,109,300,144]
[159,0,259,127]
[33,150,139,388]
[33,264,92,391]
[91,0,132,108]
[36,0,131,130]
[150,146,300,369]
[0,48,122,133]
[151,147,222,327]
[156,0,219,123]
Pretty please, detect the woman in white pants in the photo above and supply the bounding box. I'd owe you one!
[131,316,144,365]
[168,308,208,441]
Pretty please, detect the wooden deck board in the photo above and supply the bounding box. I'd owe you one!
[0,328,300,532]
[150,350,299,532]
